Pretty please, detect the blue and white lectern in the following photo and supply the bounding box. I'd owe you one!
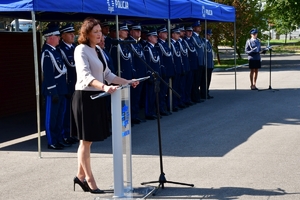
[111,85,132,198]
[90,76,150,198]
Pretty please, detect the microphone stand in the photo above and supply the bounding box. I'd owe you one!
[258,46,279,92]
[129,43,194,197]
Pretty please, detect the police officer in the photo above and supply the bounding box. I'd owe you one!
[101,21,110,39]
[110,23,134,79]
[201,29,214,99]
[100,22,111,52]
[99,36,115,73]
[191,21,205,103]
[156,25,175,115]
[170,26,184,111]
[41,23,69,150]
[143,29,161,120]
[178,25,191,106]
[128,23,147,124]
[58,23,77,144]
[105,25,116,53]
[184,25,198,105]
[139,28,149,47]
[245,28,265,90]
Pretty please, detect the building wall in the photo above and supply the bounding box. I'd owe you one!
[0,32,41,118]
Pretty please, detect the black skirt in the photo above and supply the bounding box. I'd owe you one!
[249,59,261,69]
[71,90,111,141]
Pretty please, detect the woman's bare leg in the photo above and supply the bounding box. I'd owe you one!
[77,140,98,190]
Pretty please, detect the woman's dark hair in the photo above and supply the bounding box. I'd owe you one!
[77,17,100,45]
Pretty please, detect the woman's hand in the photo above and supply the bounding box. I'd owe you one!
[130,79,139,88]
[103,85,119,94]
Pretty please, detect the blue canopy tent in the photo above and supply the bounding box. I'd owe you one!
[0,0,169,158]
[0,0,236,156]
[169,0,235,22]
[191,0,235,22]
[0,0,169,21]
[168,0,237,96]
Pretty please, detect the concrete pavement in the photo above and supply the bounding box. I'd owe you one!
[0,54,300,200]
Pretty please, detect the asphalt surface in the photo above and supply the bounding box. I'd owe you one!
[1,53,300,200]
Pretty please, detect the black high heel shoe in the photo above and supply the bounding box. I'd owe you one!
[84,181,104,194]
[73,176,89,192]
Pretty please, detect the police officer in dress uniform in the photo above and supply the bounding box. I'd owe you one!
[143,29,161,120]
[99,36,115,73]
[110,23,134,79]
[245,28,265,90]
[170,26,184,111]
[140,28,149,47]
[105,25,116,53]
[128,23,147,124]
[191,20,205,103]
[101,21,110,39]
[201,29,214,99]
[41,23,69,150]
[178,25,191,106]
[156,25,175,115]
[58,23,78,144]
[184,25,198,105]
[139,28,149,112]
[101,21,111,52]
[98,36,115,132]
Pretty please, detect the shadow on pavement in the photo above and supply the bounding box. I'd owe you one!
[145,186,296,199]
[1,87,300,160]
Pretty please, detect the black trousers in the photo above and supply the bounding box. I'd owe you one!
[191,66,203,102]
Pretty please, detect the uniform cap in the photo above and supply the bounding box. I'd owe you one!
[147,29,158,36]
[250,28,258,34]
[43,22,60,37]
[119,23,129,31]
[157,25,167,33]
[171,26,180,34]
[109,25,116,32]
[179,26,185,31]
[141,28,149,34]
[204,29,213,35]
[191,20,201,27]
[185,26,193,31]
[59,23,75,34]
[101,21,110,27]
[130,23,142,30]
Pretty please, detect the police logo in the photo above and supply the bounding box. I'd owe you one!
[202,6,206,18]
[107,0,115,13]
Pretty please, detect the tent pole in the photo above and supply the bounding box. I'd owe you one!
[167,20,172,112]
[205,20,207,99]
[31,11,42,158]
[234,21,237,90]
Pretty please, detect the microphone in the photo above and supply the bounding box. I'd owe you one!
[110,39,138,45]
[265,46,272,51]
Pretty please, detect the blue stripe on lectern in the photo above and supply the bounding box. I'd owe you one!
[122,130,130,137]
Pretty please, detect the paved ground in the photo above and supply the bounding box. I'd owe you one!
[1,54,300,200]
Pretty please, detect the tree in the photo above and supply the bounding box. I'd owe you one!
[208,0,268,61]
[265,0,300,25]
[264,0,300,43]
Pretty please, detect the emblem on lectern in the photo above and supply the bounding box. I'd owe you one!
[122,104,129,128]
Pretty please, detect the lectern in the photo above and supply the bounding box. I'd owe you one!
[111,85,132,198]
[90,77,151,198]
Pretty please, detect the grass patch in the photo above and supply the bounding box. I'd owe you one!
[265,39,300,45]
[214,59,248,68]
[261,39,300,53]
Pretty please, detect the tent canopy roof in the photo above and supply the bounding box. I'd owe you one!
[0,0,235,22]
